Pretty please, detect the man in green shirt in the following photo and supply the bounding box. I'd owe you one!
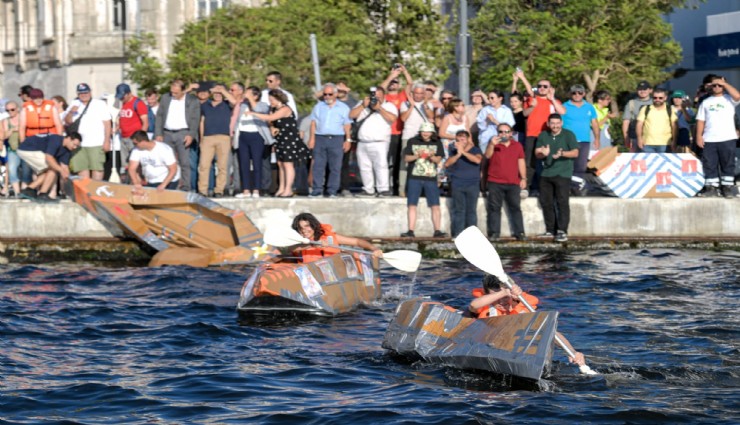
[535,114,579,242]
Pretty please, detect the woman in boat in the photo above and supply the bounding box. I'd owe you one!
[291,212,382,262]
[470,274,586,366]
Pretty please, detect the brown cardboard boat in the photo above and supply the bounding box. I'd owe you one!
[66,177,272,266]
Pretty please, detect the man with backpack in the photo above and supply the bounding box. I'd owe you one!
[622,81,653,152]
[116,83,150,175]
[636,87,678,153]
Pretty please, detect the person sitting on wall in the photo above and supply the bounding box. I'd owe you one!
[469,274,586,366]
[291,212,382,262]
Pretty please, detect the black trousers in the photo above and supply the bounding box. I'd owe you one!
[539,176,571,234]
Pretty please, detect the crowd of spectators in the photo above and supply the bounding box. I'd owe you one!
[1,67,738,241]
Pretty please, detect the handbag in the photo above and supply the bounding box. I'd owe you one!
[351,109,375,142]
[65,100,91,134]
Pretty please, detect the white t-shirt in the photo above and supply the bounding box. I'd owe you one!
[696,94,740,143]
[355,101,397,142]
[164,97,188,130]
[400,100,433,141]
[129,141,181,184]
[64,98,112,147]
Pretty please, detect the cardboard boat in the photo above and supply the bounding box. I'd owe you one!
[237,252,381,317]
[587,147,704,198]
[382,298,558,381]
[65,177,272,266]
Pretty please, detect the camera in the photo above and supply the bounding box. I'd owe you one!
[393,63,402,70]
[369,87,378,108]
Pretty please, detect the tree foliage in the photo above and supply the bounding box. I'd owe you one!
[162,0,450,112]
[469,0,701,101]
[125,33,168,92]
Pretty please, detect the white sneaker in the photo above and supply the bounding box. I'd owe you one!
[235,192,251,199]
[252,192,260,199]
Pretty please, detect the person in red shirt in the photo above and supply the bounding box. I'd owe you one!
[485,123,527,241]
[522,76,566,192]
[116,83,149,170]
[381,64,412,196]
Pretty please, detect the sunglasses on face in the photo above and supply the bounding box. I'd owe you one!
[6,108,16,112]
[537,85,549,88]
[500,130,512,134]
[652,97,665,100]
[707,84,722,88]
[323,92,335,96]
[572,91,584,95]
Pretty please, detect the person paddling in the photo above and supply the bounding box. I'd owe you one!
[291,212,383,262]
[469,274,586,366]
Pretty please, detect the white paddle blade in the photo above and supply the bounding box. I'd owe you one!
[382,250,422,273]
[454,226,506,281]
[263,226,309,247]
[580,365,598,375]
[109,170,121,184]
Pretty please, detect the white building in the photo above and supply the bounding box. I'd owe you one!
[0,0,262,101]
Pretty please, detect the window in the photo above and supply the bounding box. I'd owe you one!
[196,0,230,19]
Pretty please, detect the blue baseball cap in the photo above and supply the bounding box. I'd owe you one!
[115,83,132,100]
[76,83,91,93]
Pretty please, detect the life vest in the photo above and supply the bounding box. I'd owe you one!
[298,224,341,263]
[471,287,539,318]
[23,100,59,137]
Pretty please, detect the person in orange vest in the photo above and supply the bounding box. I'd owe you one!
[469,274,586,366]
[291,212,382,262]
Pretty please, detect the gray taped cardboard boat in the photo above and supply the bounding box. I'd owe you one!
[382,297,558,381]
[237,252,381,317]
[66,177,273,266]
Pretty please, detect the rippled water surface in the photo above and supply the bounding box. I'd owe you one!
[1,249,738,424]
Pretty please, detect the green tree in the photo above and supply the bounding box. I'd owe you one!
[470,0,701,102]
[165,0,451,112]
[125,33,167,92]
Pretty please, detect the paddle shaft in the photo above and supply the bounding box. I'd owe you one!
[502,277,578,359]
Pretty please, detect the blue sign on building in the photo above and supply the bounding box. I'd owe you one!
[695,32,740,70]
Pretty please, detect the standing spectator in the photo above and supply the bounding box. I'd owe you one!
[226,82,248,195]
[1,101,21,197]
[349,86,398,197]
[63,83,111,180]
[435,90,456,129]
[18,85,34,104]
[335,81,357,197]
[231,86,273,198]
[249,89,308,198]
[439,98,472,193]
[116,83,149,172]
[399,83,435,196]
[636,88,678,153]
[594,90,618,149]
[534,114,579,242]
[128,130,180,192]
[477,90,516,154]
[401,122,448,238]
[381,65,412,197]
[51,96,68,120]
[261,71,298,117]
[484,123,526,241]
[154,79,201,192]
[17,131,80,203]
[198,84,233,198]
[308,83,352,198]
[622,81,653,152]
[523,76,566,194]
[445,130,482,237]
[670,90,696,153]
[695,75,740,198]
[562,84,599,195]
[509,93,527,143]
[465,89,487,146]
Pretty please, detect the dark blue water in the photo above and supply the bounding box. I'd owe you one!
[1,249,738,424]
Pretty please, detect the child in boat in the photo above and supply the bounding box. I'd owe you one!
[291,212,383,262]
[470,274,586,366]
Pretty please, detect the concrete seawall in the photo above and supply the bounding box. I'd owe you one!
[1,196,738,239]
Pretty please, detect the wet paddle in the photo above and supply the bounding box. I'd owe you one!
[263,226,422,273]
[454,225,598,375]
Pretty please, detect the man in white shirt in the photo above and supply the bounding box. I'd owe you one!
[63,83,112,180]
[261,71,298,117]
[349,86,398,197]
[128,130,180,192]
[695,75,740,198]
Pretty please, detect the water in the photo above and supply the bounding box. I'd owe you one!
[1,249,738,424]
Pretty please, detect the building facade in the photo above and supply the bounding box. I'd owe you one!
[0,0,263,101]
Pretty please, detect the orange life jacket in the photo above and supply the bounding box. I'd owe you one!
[471,287,539,318]
[23,100,59,137]
[299,224,341,263]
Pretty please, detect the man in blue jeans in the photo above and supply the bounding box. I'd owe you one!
[401,122,448,238]
[445,130,482,237]
[308,83,352,197]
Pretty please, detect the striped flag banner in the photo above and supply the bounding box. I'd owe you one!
[594,153,704,198]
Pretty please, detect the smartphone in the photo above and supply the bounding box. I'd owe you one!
[393,63,402,70]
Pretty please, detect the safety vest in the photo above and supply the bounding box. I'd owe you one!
[23,100,59,137]
[299,224,341,263]
[471,287,539,318]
